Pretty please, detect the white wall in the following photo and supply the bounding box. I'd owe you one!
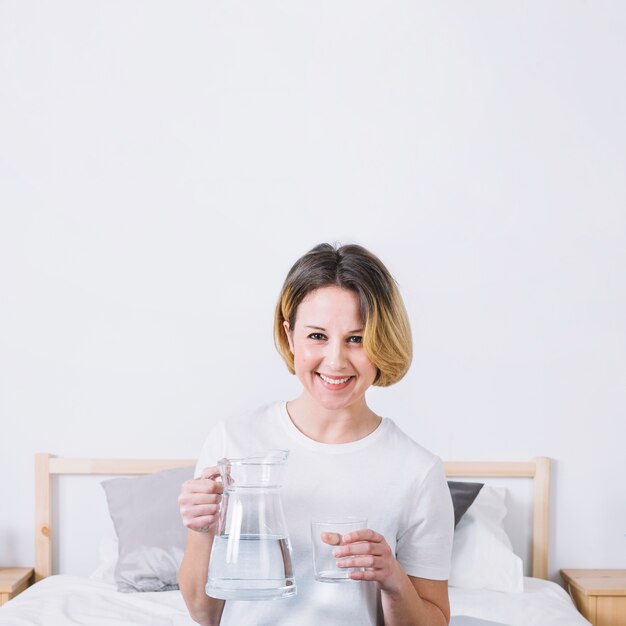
[1,1,625,582]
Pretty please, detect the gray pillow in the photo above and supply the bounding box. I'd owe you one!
[447,481,484,527]
[102,466,194,592]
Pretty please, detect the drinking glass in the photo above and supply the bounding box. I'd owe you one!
[310,516,367,582]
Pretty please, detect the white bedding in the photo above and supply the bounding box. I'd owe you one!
[450,577,591,626]
[0,576,193,626]
[0,575,590,626]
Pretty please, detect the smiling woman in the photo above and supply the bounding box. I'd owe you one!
[178,242,455,626]
[274,243,413,387]
[281,285,380,432]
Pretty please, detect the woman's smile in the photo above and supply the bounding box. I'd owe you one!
[316,372,355,390]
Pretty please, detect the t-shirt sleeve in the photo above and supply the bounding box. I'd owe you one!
[193,421,227,479]
[395,458,454,580]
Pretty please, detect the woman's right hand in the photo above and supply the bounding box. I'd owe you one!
[178,466,223,533]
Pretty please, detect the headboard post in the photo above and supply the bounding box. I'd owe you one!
[532,456,550,579]
[34,453,52,582]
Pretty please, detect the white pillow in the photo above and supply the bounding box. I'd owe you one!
[89,534,118,584]
[449,485,523,592]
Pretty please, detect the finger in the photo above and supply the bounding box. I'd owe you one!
[179,492,222,507]
[332,541,382,559]
[336,555,378,570]
[178,483,222,505]
[321,532,342,546]
[180,480,223,497]
[181,503,221,518]
[341,529,384,544]
[182,477,220,491]
[348,568,381,582]
[200,466,221,480]
[187,515,219,532]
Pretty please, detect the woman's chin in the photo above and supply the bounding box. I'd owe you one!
[309,389,358,412]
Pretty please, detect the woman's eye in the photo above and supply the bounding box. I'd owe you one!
[308,333,326,341]
[347,336,363,344]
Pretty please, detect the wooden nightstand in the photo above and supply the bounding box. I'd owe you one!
[561,569,626,626]
[0,568,34,606]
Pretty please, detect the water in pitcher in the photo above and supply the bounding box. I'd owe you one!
[205,451,296,600]
[206,534,296,600]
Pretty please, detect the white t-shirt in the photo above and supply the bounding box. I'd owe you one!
[194,401,454,626]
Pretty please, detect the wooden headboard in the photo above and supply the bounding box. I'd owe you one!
[444,457,551,580]
[34,453,550,582]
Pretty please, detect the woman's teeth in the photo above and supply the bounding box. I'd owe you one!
[318,374,352,385]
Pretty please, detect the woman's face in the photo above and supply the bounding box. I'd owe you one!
[283,285,378,413]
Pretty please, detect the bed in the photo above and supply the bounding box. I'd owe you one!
[0,454,590,626]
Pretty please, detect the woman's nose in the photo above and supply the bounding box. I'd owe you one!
[325,339,347,370]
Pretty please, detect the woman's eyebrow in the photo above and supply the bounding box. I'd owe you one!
[304,325,364,333]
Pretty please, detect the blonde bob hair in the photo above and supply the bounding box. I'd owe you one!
[274,243,412,387]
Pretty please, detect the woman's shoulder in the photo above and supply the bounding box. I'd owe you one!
[381,418,443,472]
[198,401,283,441]
[196,401,286,466]
[225,400,285,427]
[207,401,288,447]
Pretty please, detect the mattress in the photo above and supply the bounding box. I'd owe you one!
[0,575,590,626]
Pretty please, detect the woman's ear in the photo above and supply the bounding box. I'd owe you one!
[283,321,294,354]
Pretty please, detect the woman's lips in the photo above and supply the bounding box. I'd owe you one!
[316,372,354,391]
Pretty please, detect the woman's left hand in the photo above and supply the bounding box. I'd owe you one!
[327,529,404,593]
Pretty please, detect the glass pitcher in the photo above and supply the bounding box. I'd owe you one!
[205,450,297,600]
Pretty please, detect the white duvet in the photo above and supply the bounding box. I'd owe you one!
[450,577,591,626]
[0,576,590,626]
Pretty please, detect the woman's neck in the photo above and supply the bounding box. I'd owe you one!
[285,396,381,444]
